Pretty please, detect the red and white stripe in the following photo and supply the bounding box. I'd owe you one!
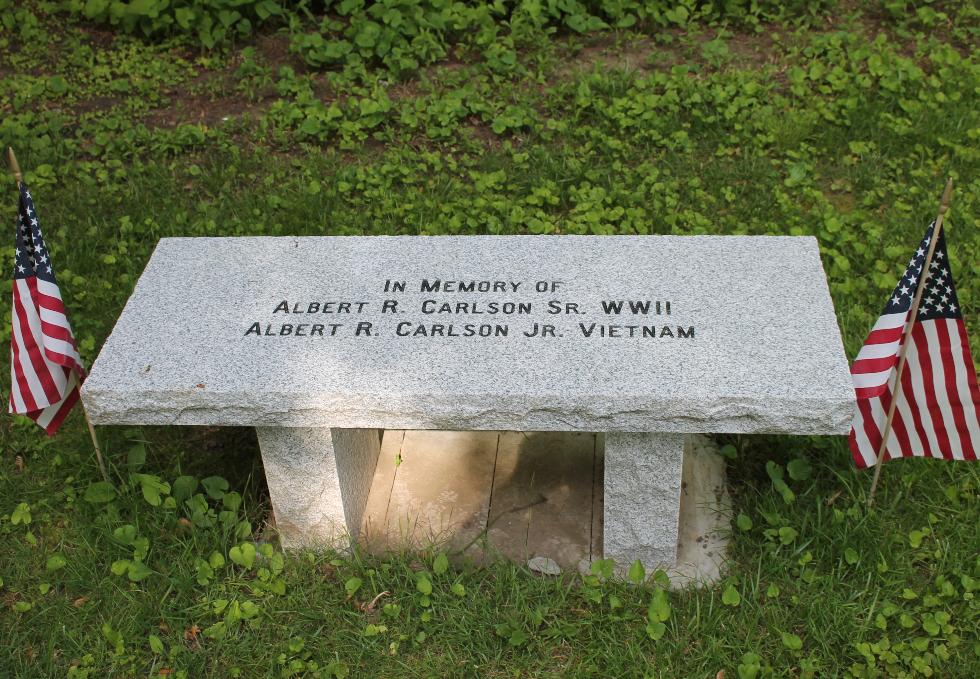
[9,276,84,434]
[849,318,980,468]
[850,310,907,399]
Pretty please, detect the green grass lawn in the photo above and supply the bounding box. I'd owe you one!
[1,1,978,677]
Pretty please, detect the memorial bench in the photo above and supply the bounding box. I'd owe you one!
[81,235,854,572]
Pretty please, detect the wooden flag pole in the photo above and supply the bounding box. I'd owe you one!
[6,147,110,484]
[7,147,22,185]
[867,177,953,505]
[82,402,111,483]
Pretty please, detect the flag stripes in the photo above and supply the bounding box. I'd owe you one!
[851,311,906,398]
[850,321,980,467]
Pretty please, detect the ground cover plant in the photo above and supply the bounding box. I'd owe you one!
[1,0,978,676]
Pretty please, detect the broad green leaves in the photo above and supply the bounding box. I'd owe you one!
[11,502,31,525]
[83,473,180,508]
[722,584,742,607]
[909,528,930,549]
[131,474,170,507]
[171,476,198,503]
[765,462,796,505]
[201,476,230,500]
[782,632,804,650]
[646,588,672,640]
[778,526,798,545]
[78,0,282,46]
[738,652,763,679]
[649,589,671,621]
[229,542,257,569]
[113,524,136,546]
[46,75,69,95]
[494,622,528,647]
[111,558,154,581]
[84,482,117,504]
[628,559,646,584]
[786,458,812,481]
[127,560,153,581]
[46,554,67,571]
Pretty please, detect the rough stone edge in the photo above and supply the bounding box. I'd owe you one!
[81,390,853,436]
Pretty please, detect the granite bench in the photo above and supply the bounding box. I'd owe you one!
[81,235,854,572]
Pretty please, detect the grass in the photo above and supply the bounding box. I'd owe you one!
[1,1,979,677]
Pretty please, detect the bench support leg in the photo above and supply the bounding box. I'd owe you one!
[603,432,686,571]
[256,427,382,549]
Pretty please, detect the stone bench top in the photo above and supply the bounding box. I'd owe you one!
[81,235,854,433]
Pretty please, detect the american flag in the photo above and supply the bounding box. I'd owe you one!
[8,183,85,434]
[849,222,980,468]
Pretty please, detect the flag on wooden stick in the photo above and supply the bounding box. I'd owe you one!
[849,221,980,468]
[8,182,85,434]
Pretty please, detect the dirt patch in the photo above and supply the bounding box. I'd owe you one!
[72,95,124,115]
[310,73,342,102]
[255,31,305,73]
[74,23,119,51]
[464,119,504,151]
[556,36,660,79]
[551,27,776,82]
[385,77,426,102]
[139,29,313,129]
[725,28,780,69]
[146,72,268,128]
[146,91,267,129]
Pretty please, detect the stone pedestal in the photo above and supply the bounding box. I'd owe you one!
[256,427,381,549]
[602,432,686,571]
[259,428,706,580]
